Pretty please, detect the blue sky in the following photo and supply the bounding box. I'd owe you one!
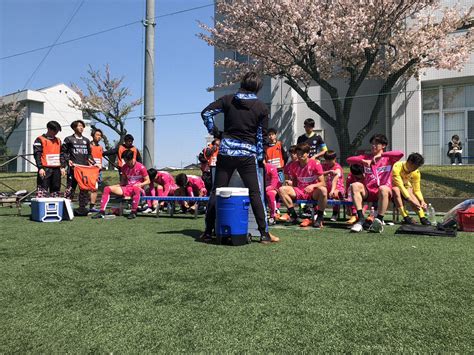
[0,0,216,168]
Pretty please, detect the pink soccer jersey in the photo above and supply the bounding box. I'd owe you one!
[346,151,403,191]
[121,162,148,186]
[265,163,280,190]
[186,175,206,196]
[290,159,324,189]
[283,160,297,178]
[322,162,345,193]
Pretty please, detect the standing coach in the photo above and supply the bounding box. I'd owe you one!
[200,72,279,244]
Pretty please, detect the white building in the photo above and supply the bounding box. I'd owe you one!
[1,83,91,172]
[213,5,473,165]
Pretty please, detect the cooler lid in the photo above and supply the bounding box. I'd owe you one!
[216,187,249,197]
[31,198,65,202]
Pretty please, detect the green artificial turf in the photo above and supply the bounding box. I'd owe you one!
[1,209,473,352]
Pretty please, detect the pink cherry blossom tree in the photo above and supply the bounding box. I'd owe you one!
[200,0,473,160]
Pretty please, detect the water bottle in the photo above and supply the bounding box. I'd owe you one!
[369,206,375,219]
[428,203,437,225]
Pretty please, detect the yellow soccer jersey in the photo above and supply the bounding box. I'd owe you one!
[392,161,424,202]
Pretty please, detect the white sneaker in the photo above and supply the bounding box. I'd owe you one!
[351,222,364,233]
[142,207,154,214]
[451,163,456,165]
[458,163,463,165]
[369,218,384,233]
[330,214,338,222]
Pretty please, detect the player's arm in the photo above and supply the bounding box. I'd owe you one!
[201,98,224,137]
[330,171,340,196]
[61,137,72,167]
[382,150,404,162]
[392,163,411,199]
[411,170,426,207]
[33,137,44,171]
[305,175,325,193]
[346,155,366,165]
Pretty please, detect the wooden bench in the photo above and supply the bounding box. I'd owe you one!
[295,199,353,220]
[140,196,209,219]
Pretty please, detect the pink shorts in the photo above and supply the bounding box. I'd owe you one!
[365,187,391,203]
[293,187,312,201]
[121,185,141,197]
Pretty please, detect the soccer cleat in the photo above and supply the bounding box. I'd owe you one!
[260,232,280,244]
[127,212,137,219]
[277,213,290,222]
[346,216,358,225]
[350,221,364,233]
[268,217,276,226]
[402,216,416,225]
[368,218,384,233]
[420,217,432,226]
[89,207,100,213]
[74,207,90,217]
[91,211,105,219]
[313,218,323,229]
[330,214,338,222]
[142,207,154,214]
[299,218,312,227]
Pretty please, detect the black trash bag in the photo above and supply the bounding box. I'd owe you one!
[395,224,457,237]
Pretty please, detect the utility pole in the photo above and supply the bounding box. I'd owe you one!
[143,0,156,167]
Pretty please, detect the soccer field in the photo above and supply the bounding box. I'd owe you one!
[1,209,473,352]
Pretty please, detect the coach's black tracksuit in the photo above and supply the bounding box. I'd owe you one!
[201,91,269,236]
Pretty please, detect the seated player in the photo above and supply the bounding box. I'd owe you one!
[175,173,207,214]
[345,164,366,225]
[392,153,431,225]
[277,145,298,222]
[91,150,150,219]
[321,150,345,221]
[347,134,403,233]
[265,162,281,225]
[278,143,327,229]
[144,169,178,213]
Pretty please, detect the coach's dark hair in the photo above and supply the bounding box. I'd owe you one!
[296,142,311,154]
[288,145,297,154]
[324,150,337,160]
[369,133,388,146]
[122,149,135,162]
[240,71,263,93]
[175,173,188,187]
[92,128,103,136]
[147,168,157,181]
[407,153,424,167]
[47,120,61,132]
[124,134,134,141]
[452,134,460,141]
[70,120,85,130]
[350,164,364,176]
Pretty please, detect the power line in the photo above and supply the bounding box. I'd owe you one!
[22,0,85,90]
[0,3,214,61]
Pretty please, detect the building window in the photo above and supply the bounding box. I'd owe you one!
[422,83,474,165]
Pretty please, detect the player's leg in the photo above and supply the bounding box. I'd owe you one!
[350,182,369,232]
[92,184,123,218]
[312,186,327,228]
[278,185,298,224]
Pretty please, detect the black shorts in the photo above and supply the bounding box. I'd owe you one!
[37,167,61,193]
